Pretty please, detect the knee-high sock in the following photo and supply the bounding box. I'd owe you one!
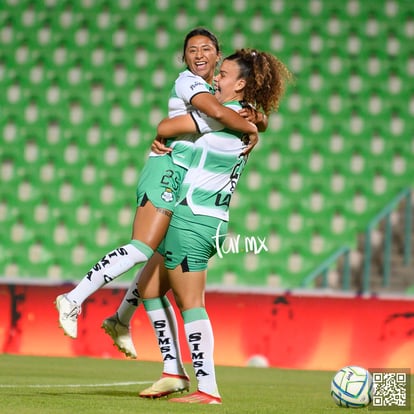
[143,297,187,377]
[115,267,144,326]
[182,307,220,397]
[67,240,153,305]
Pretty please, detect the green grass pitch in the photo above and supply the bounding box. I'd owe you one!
[0,354,410,413]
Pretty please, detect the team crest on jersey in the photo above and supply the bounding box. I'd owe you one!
[161,188,174,203]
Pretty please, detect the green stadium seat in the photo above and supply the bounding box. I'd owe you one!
[309,225,343,257]
[299,184,333,221]
[273,246,318,288]
[0,16,20,51]
[0,254,22,279]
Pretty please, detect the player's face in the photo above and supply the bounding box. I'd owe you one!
[214,59,245,104]
[184,35,220,84]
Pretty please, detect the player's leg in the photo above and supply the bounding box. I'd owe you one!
[56,201,173,338]
[162,213,222,403]
[101,266,144,359]
[55,227,154,339]
[99,199,173,353]
[101,249,175,361]
[56,155,182,339]
[137,253,189,398]
[168,267,221,404]
[101,155,186,349]
[100,196,175,354]
[63,200,171,307]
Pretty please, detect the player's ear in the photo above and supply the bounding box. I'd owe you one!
[235,78,246,92]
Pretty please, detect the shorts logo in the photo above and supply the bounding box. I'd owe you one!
[161,188,174,203]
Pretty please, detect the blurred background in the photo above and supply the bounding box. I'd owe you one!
[0,0,413,295]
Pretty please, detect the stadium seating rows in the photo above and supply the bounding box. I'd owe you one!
[0,0,413,287]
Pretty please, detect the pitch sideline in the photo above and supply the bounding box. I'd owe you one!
[0,381,152,388]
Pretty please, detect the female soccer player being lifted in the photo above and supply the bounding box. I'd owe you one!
[55,28,262,340]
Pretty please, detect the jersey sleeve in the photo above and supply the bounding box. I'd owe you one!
[190,101,242,133]
[191,110,223,133]
[175,71,213,104]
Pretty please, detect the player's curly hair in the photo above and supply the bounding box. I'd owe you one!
[225,48,293,116]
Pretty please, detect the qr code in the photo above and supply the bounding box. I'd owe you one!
[372,369,410,410]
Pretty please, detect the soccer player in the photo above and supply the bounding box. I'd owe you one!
[54,28,260,340]
[136,49,293,404]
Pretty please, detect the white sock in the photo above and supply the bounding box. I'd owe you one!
[67,240,153,305]
[143,297,187,377]
[116,268,143,326]
[183,307,220,397]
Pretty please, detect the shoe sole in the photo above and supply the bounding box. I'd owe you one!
[169,392,222,404]
[101,322,137,359]
[139,386,190,399]
[171,398,221,404]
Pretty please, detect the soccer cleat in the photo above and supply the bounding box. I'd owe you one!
[55,294,81,339]
[169,390,222,404]
[139,373,190,399]
[101,314,137,359]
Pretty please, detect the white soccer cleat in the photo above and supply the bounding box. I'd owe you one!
[101,314,137,359]
[55,294,81,339]
[139,373,190,398]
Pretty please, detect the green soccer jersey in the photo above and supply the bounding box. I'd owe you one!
[176,100,248,223]
[149,69,215,170]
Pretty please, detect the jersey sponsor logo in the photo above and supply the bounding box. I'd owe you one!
[86,247,129,281]
[189,332,209,377]
[215,193,231,207]
[190,80,205,91]
[214,157,246,208]
[229,157,246,192]
[154,320,177,362]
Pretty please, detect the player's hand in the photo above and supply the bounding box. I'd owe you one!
[238,107,257,123]
[239,108,267,132]
[241,131,259,156]
[151,136,172,154]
